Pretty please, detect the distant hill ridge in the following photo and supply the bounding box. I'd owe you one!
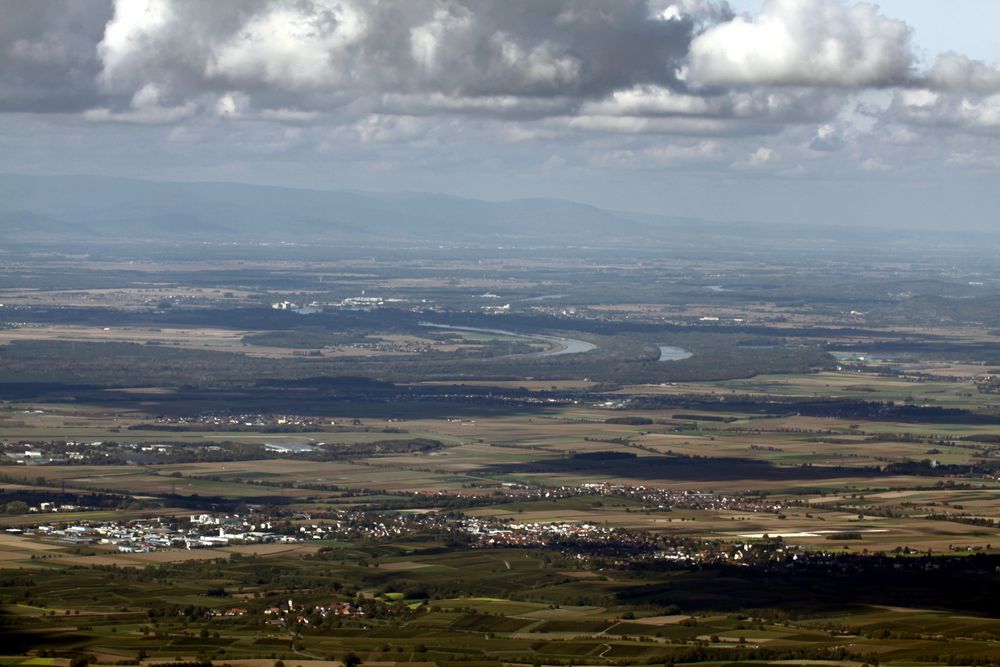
[0,173,991,250]
[0,173,654,244]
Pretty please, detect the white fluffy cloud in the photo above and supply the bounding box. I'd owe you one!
[688,0,914,87]
[97,0,175,91]
[204,2,367,91]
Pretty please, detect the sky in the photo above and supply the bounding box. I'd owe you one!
[2,0,1000,229]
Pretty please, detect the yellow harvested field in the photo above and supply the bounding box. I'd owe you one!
[629,614,691,625]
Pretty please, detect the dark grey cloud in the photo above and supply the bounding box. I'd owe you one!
[0,0,112,112]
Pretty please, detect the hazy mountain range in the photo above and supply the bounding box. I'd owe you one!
[0,173,986,252]
[0,174,656,245]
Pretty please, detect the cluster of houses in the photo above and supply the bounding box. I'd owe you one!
[151,412,337,429]
[3,445,61,465]
[27,501,83,513]
[3,489,912,567]
[13,514,294,552]
[310,508,452,540]
[453,514,824,566]
[10,508,452,554]
[444,481,786,517]
[270,295,410,313]
[0,439,180,465]
[460,518,617,547]
[201,600,367,625]
[328,338,443,355]
[578,482,787,514]
[260,599,366,626]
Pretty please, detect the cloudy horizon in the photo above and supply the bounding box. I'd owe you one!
[2,0,1000,229]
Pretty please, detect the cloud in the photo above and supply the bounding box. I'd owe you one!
[860,156,892,172]
[2,0,995,136]
[84,0,694,112]
[925,53,1000,94]
[731,146,775,169]
[592,139,722,168]
[808,123,846,151]
[83,82,195,124]
[351,114,427,143]
[538,154,565,171]
[204,2,367,91]
[688,0,914,87]
[0,0,112,112]
[946,150,1000,169]
[563,113,777,136]
[887,88,1000,131]
[97,0,176,91]
[581,84,843,124]
[7,0,1000,202]
[214,92,320,122]
[377,93,574,119]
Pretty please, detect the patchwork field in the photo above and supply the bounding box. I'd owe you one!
[4,248,1000,667]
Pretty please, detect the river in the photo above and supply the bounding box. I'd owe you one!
[658,345,693,362]
[419,322,596,357]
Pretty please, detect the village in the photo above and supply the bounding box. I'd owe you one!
[6,512,291,552]
[3,497,785,565]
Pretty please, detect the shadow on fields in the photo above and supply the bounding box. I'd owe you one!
[0,381,566,419]
[483,451,880,482]
[619,554,1000,615]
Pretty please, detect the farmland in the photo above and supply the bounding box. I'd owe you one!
[3,244,1000,667]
